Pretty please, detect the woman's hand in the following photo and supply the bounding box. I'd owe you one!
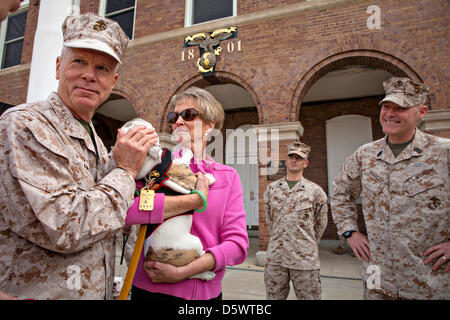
[143,261,185,283]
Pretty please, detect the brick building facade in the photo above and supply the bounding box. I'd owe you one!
[0,0,448,251]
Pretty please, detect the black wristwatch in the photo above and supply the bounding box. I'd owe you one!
[343,230,356,239]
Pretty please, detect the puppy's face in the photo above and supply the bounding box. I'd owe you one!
[120,118,162,180]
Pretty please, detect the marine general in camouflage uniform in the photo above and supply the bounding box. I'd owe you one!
[331,77,449,300]
[264,142,328,300]
[0,13,158,299]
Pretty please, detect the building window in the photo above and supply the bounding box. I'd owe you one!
[0,102,14,114]
[100,0,136,39]
[0,2,29,70]
[185,0,236,27]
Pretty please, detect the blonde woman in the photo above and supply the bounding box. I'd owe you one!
[130,87,248,300]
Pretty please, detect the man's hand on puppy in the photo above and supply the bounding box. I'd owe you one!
[113,125,158,179]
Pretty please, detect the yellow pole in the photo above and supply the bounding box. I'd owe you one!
[118,224,147,300]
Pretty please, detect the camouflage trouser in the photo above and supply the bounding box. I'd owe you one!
[264,264,321,300]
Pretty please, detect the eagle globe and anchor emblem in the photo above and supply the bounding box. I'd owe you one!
[184,26,238,76]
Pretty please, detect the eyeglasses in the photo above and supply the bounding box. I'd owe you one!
[167,108,203,124]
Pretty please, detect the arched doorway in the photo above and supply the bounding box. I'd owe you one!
[294,51,422,240]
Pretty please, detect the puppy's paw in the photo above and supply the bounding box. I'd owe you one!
[167,163,197,191]
[205,173,216,186]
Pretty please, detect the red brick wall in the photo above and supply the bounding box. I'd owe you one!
[120,0,447,130]
[21,0,39,65]
[426,130,450,139]
[299,96,385,195]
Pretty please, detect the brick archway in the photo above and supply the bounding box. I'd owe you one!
[159,71,262,133]
[290,50,423,121]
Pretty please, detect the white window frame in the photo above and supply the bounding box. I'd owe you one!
[0,0,29,70]
[99,0,137,39]
[185,0,237,27]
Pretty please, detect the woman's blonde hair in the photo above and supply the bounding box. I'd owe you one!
[168,87,225,130]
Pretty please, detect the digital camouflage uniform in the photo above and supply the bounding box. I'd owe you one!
[331,78,450,300]
[0,13,132,299]
[264,142,328,300]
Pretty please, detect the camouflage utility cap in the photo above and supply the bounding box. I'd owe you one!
[62,12,129,64]
[287,141,311,159]
[379,77,431,108]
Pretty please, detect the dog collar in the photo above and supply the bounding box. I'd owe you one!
[149,148,172,185]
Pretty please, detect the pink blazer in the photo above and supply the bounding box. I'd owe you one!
[126,152,249,300]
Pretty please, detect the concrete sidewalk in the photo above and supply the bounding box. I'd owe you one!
[222,237,363,300]
[114,235,364,300]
